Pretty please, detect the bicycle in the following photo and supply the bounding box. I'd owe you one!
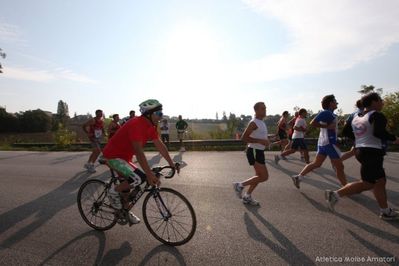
[77,160,196,246]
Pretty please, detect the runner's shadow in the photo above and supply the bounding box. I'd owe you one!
[39,230,106,266]
[347,230,397,265]
[148,153,162,167]
[138,244,186,266]
[0,171,95,249]
[51,153,88,165]
[101,241,132,265]
[300,193,399,244]
[244,207,315,265]
[173,151,188,170]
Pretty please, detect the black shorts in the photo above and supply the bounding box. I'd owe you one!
[292,138,307,150]
[355,147,385,184]
[278,129,287,140]
[161,134,169,143]
[246,147,265,165]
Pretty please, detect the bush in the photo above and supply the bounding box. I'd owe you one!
[54,123,76,147]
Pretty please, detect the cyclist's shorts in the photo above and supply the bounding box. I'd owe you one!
[90,139,102,150]
[317,144,341,159]
[107,158,146,187]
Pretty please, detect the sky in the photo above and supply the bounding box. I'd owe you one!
[1,0,399,119]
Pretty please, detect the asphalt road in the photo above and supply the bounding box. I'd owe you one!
[0,151,398,266]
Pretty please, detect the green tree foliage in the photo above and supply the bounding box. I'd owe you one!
[0,107,19,132]
[18,109,52,132]
[382,91,399,135]
[358,85,383,95]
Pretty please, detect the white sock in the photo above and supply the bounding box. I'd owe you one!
[333,191,340,198]
[238,182,243,188]
[298,175,304,181]
[244,193,251,198]
[381,207,391,214]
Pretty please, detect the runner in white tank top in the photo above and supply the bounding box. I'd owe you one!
[232,102,271,206]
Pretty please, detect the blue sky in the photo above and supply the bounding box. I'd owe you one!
[1,0,399,119]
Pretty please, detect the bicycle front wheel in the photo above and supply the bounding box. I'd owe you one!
[142,188,196,246]
[77,179,117,231]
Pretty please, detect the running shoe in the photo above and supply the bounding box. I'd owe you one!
[84,163,90,170]
[380,208,399,220]
[325,190,338,212]
[242,195,260,206]
[274,155,280,164]
[128,211,141,225]
[87,164,96,173]
[291,175,301,189]
[233,182,244,199]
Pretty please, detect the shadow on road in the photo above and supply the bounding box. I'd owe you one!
[50,153,88,165]
[347,230,397,265]
[300,192,399,244]
[0,152,48,161]
[244,206,315,265]
[0,170,110,250]
[39,230,106,265]
[138,244,186,266]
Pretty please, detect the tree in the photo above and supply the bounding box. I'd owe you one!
[18,109,52,132]
[57,100,69,118]
[358,85,383,95]
[222,111,227,121]
[216,112,219,121]
[0,107,19,132]
[382,91,399,135]
[0,48,6,74]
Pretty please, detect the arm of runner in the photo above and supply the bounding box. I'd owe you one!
[82,119,92,134]
[241,121,269,146]
[370,112,397,142]
[153,138,175,167]
[132,141,159,186]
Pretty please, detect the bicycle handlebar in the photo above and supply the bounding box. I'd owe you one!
[151,162,180,179]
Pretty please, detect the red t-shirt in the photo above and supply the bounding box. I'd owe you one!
[103,116,158,161]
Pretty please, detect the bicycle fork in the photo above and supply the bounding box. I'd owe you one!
[153,192,171,220]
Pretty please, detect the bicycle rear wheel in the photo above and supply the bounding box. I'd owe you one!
[142,188,196,246]
[77,179,117,231]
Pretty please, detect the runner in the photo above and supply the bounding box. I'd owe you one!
[275,108,310,164]
[341,100,363,161]
[325,92,399,220]
[108,114,121,139]
[82,109,105,173]
[160,118,170,149]
[270,111,289,154]
[291,95,347,188]
[233,102,270,206]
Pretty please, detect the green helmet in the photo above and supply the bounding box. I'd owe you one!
[139,99,162,114]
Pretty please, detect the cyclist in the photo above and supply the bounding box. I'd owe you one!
[102,99,176,224]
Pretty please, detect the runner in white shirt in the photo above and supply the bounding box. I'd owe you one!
[275,108,310,164]
[233,102,270,206]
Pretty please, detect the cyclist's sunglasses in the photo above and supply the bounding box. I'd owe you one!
[154,110,163,117]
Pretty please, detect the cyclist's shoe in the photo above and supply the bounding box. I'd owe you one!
[108,188,122,210]
[291,175,301,189]
[242,195,260,206]
[233,182,244,199]
[380,208,399,220]
[128,211,141,225]
[325,190,338,212]
[274,155,280,164]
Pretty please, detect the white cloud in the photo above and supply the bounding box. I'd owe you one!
[3,66,97,84]
[0,22,26,44]
[240,0,399,82]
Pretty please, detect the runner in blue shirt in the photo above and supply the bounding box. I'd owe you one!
[291,95,347,189]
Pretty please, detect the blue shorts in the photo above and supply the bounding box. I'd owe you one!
[292,138,307,150]
[317,144,341,159]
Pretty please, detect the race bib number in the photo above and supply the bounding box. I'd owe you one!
[94,129,103,138]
